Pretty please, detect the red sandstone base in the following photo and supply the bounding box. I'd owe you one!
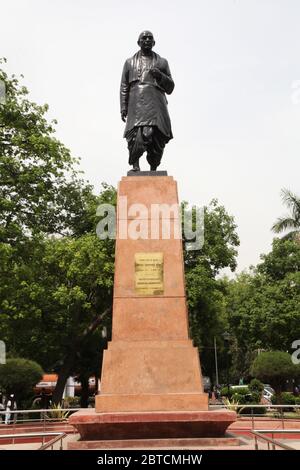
[68,436,241,450]
[69,409,237,441]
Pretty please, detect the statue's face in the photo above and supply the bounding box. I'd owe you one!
[138,32,155,52]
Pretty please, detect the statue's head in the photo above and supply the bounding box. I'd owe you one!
[138,31,155,52]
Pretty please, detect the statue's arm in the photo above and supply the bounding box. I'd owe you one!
[157,60,174,95]
[120,61,130,118]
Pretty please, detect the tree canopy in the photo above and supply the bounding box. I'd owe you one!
[0,357,43,405]
[184,200,240,379]
[272,188,300,241]
[0,58,97,246]
[224,238,300,382]
[0,60,115,404]
[250,351,300,396]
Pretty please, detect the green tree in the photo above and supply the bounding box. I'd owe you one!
[75,332,109,408]
[250,351,300,398]
[0,59,117,405]
[0,233,114,405]
[225,239,300,379]
[0,357,43,405]
[272,188,300,241]
[0,58,94,245]
[257,238,300,281]
[184,200,240,381]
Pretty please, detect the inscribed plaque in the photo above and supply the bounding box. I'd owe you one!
[135,252,164,295]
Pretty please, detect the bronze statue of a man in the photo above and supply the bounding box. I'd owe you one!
[120,31,174,171]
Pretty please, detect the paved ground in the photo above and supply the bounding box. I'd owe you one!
[279,439,300,450]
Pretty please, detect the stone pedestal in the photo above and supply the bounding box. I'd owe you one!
[69,175,236,447]
[96,175,207,412]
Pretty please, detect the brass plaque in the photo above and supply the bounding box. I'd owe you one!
[135,252,164,295]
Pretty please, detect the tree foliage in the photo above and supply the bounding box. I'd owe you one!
[250,351,300,396]
[0,60,116,404]
[0,357,43,404]
[0,58,95,245]
[184,200,240,379]
[226,239,300,364]
[272,188,300,241]
[0,234,114,367]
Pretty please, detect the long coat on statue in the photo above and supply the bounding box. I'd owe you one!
[120,51,174,140]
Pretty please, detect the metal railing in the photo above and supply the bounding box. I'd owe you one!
[0,407,80,431]
[251,429,300,450]
[209,403,300,428]
[0,431,67,450]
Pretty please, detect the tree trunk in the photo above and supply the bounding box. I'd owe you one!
[80,375,90,408]
[52,351,76,405]
[52,307,111,406]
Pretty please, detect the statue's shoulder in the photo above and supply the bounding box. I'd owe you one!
[124,52,139,67]
[154,52,169,67]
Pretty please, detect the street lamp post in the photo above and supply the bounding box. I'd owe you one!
[214,336,219,386]
[222,331,231,396]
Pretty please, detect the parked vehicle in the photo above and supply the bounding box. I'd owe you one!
[262,387,274,402]
[34,374,97,397]
[263,384,275,394]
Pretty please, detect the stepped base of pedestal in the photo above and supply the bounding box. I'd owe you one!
[68,436,242,450]
[69,409,237,441]
[100,341,205,400]
[95,392,208,412]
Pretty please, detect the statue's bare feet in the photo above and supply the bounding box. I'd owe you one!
[132,162,140,171]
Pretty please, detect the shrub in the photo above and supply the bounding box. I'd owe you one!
[0,358,43,406]
[231,393,247,404]
[229,383,265,415]
[63,396,80,408]
[250,391,261,403]
[279,392,296,405]
[240,406,266,415]
[248,379,264,393]
[250,351,299,395]
[46,404,70,421]
[221,386,249,398]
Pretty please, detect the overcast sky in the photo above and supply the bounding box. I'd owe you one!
[1,0,300,273]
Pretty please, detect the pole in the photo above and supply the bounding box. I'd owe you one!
[214,336,219,385]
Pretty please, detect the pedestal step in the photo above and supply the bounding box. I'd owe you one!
[68,436,242,450]
[69,409,237,441]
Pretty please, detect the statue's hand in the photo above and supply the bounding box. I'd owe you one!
[150,67,162,80]
[121,110,127,122]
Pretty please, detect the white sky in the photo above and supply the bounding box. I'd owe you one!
[1,0,300,273]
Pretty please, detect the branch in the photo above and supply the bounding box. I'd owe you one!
[81,306,112,339]
[271,216,298,233]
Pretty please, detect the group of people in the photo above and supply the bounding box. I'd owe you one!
[0,392,17,425]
